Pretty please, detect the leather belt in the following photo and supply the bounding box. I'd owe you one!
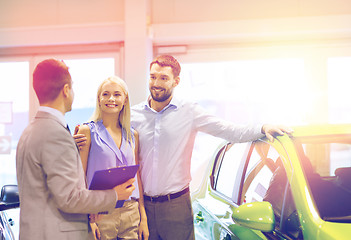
[144,187,189,203]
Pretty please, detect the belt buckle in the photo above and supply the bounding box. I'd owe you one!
[167,194,171,201]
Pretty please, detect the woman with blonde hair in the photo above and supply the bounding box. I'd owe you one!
[76,76,148,240]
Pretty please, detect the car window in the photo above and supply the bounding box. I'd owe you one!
[242,140,302,239]
[212,143,249,203]
[264,166,302,239]
[297,140,351,222]
[241,141,279,204]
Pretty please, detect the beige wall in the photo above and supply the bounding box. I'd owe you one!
[1,0,351,48]
[0,0,124,28]
[0,0,350,48]
[152,0,351,23]
[1,0,351,28]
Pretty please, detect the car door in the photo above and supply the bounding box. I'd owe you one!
[193,142,268,240]
[193,143,242,240]
[232,141,280,239]
[0,211,15,240]
[239,140,302,240]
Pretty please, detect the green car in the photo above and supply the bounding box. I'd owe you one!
[192,124,351,240]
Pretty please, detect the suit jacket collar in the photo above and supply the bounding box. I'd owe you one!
[35,111,67,130]
[37,106,67,127]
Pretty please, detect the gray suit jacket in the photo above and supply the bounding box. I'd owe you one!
[16,111,117,240]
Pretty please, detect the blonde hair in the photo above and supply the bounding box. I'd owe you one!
[90,76,133,144]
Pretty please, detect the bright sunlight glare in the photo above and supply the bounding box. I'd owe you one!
[178,58,308,125]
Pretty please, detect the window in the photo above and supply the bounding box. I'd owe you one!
[63,57,116,130]
[178,58,307,126]
[328,57,351,123]
[0,61,29,239]
[214,143,248,203]
[298,140,351,222]
[242,141,301,239]
[0,61,29,188]
[242,141,280,204]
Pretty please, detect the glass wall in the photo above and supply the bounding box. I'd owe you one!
[0,61,29,239]
[328,57,351,123]
[64,57,116,130]
[178,58,307,125]
[0,61,29,188]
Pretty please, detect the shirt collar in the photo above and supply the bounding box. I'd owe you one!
[38,106,67,127]
[144,95,181,112]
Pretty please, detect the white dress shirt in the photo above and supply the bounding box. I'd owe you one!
[131,96,264,196]
[38,106,67,127]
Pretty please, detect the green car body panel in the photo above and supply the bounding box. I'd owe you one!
[192,124,351,240]
[231,202,275,232]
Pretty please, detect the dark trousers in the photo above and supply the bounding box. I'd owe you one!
[144,192,195,240]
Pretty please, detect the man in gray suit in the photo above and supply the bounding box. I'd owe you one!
[16,59,135,240]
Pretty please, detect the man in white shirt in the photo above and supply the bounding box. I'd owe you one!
[75,55,292,240]
[130,55,291,240]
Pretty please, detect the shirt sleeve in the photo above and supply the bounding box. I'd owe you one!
[192,102,264,143]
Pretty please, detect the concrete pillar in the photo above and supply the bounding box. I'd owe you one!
[124,0,153,106]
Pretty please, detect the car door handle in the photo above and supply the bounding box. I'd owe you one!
[8,218,14,226]
[195,211,204,222]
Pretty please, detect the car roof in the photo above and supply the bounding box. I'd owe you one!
[289,124,351,138]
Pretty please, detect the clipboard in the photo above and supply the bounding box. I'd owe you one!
[89,164,139,208]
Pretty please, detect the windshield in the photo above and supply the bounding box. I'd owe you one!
[294,137,351,222]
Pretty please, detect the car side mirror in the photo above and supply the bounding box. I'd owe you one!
[0,185,20,211]
[231,201,275,232]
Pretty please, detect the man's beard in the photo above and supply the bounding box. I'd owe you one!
[150,88,173,102]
